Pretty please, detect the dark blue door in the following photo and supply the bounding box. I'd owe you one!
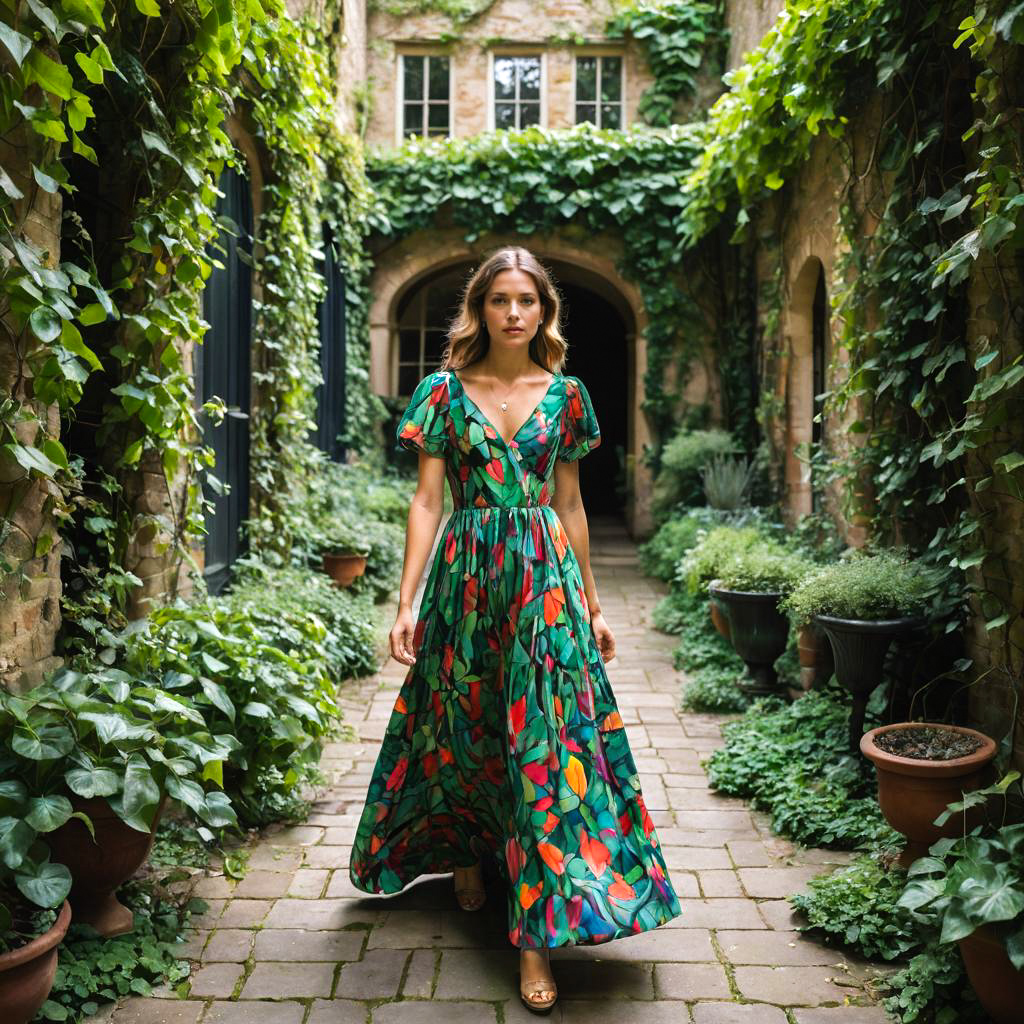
[198,164,252,594]
[313,226,347,461]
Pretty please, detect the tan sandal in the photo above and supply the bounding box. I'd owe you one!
[520,948,557,1014]
[452,863,486,911]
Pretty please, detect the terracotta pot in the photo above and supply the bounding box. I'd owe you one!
[708,581,731,640]
[797,622,834,682]
[0,899,71,1024]
[859,722,997,868]
[46,795,166,937]
[816,615,925,751]
[321,552,367,588]
[957,923,1022,1024]
[709,585,789,696]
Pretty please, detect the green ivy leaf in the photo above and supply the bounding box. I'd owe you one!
[60,320,103,372]
[25,795,73,833]
[29,307,63,344]
[135,0,162,15]
[27,49,74,101]
[65,766,120,800]
[16,859,72,909]
[121,755,162,833]
[0,23,32,67]
[0,816,35,869]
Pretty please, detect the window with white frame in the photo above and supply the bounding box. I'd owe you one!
[395,268,466,396]
[575,55,623,129]
[401,54,451,138]
[493,55,541,130]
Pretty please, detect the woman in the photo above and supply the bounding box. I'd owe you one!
[349,246,681,1013]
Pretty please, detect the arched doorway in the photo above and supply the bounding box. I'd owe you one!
[387,261,630,518]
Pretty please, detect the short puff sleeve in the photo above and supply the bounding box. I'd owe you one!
[558,376,601,462]
[396,371,451,458]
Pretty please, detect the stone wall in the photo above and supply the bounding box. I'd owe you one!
[724,0,784,71]
[364,0,661,150]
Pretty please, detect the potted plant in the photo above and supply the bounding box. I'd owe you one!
[315,520,371,588]
[795,619,834,692]
[783,551,934,751]
[0,666,238,937]
[898,775,1024,1023]
[708,546,812,696]
[0,771,74,1022]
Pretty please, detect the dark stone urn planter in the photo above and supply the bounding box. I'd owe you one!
[46,795,167,937]
[0,900,71,1024]
[815,615,925,751]
[859,722,997,868]
[708,580,731,640]
[957,922,1022,1024]
[321,552,367,588]
[708,585,789,695]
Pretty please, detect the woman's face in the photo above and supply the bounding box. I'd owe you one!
[482,268,544,356]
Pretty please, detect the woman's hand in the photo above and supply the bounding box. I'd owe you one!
[390,605,417,665]
[591,612,616,663]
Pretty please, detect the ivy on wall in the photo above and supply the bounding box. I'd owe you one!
[0,0,379,638]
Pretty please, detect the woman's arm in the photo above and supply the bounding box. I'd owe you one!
[390,452,447,665]
[551,459,598,604]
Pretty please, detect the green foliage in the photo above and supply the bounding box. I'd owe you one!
[782,551,938,625]
[650,427,737,519]
[705,682,900,849]
[701,454,754,510]
[39,881,196,1023]
[790,852,921,960]
[368,0,497,25]
[605,1,727,126]
[111,596,344,829]
[714,546,812,596]
[879,938,988,1024]
[678,525,770,592]
[638,507,727,581]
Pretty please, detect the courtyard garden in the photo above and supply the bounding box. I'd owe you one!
[1,0,1023,1022]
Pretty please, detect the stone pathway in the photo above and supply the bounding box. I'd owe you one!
[97,523,895,1024]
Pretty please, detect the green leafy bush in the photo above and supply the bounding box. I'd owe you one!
[705,682,900,848]
[783,551,936,624]
[650,427,737,519]
[714,546,813,595]
[115,599,343,828]
[638,508,725,582]
[790,852,920,960]
[701,454,754,509]
[678,525,769,592]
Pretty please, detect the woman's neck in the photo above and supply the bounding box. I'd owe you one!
[477,345,538,383]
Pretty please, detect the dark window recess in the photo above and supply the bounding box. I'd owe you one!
[313,227,347,461]
[403,55,450,138]
[198,164,252,596]
[811,267,827,512]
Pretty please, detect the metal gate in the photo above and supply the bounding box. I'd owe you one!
[198,164,252,595]
[313,226,347,461]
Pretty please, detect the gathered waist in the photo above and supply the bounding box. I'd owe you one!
[451,504,553,515]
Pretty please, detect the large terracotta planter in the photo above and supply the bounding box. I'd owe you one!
[321,552,367,588]
[0,899,71,1024]
[957,923,1022,1024]
[816,615,925,751]
[46,795,166,936]
[709,585,789,696]
[859,722,997,867]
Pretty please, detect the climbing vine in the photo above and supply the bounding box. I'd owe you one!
[605,0,727,126]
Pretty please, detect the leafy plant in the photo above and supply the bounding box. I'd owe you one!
[678,525,773,592]
[650,427,738,519]
[714,546,812,595]
[638,507,726,581]
[782,551,937,625]
[701,454,754,510]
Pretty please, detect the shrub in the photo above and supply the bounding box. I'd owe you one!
[638,508,725,581]
[650,427,737,519]
[783,550,935,624]
[714,546,813,595]
[678,525,771,592]
[701,454,754,509]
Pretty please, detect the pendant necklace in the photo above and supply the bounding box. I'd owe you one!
[490,376,517,413]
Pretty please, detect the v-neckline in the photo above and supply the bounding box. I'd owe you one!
[453,371,559,448]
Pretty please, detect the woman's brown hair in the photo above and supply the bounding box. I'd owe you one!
[441,246,568,372]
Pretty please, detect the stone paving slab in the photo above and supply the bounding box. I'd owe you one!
[91,530,894,1024]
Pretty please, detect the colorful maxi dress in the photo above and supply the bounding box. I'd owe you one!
[349,369,682,948]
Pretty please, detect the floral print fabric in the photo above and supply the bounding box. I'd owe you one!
[349,369,682,948]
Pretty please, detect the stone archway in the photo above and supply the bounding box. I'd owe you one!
[369,228,654,532]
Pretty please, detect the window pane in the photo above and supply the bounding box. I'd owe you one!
[600,57,622,101]
[518,57,540,99]
[519,102,540,127]
[424,330,445,361]
[601,104,621,129]
[576,102,596,125]
[403,56,423,101]
[429,56,449,100]
[403,103,423,136]
[494,57,516,99]
[399,329,420,361]
[495,102,516,129]
[576,56,596,101]
[428,103,449,132]
[399,364,420,396]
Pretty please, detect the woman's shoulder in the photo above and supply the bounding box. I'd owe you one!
[412,368,455,401]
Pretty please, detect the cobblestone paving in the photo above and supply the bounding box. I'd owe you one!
[96,524,895,1024]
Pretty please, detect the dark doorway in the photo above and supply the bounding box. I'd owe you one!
[559,282,629,517]
[811,267,827,513]
[198,164,253,595]
[313,226,347,461]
